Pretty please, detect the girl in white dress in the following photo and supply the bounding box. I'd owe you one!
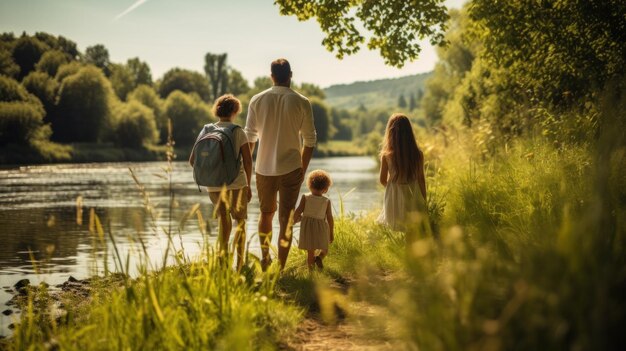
[378,113,430,240]
[294,170,334,270]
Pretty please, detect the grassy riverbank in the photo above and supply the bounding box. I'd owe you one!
[2,133,625,350]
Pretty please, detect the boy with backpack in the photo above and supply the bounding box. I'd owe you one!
[189,94,252,270]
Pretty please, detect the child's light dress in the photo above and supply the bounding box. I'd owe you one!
[298,194,331,250]
[378,155,430,233]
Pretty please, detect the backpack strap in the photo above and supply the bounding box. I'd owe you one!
[222,124,243,162]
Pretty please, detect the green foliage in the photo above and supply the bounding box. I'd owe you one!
[54,61,83,82]
[11,36,49,79]
[0,75,33,102]
[126,57,152,87]
[275,0,448,67]
[329,108,352,140]
[109,63,135,100]
[296,82,325,100]
[420,9,475,126]
[112,101,159,148]
[0,101,45,145]
[247,76,273,96]
[54,66,115,142]
[35,50,69,77]
[22,71,59,114]
[409,93,416,111]
[164,90,212,146]
[128,84,167,142]
[109,58,153,101]
[469,0,626,107]
[324,72,431,111]
[204,52,229,102]
[83,44,111,76]
[310,98,331,143]
[158,68,211,101]
[227,69,250,96]
[0,49,20,78]
[397,94,407,108]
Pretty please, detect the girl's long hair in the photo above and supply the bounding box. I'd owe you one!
[380,113,421,182]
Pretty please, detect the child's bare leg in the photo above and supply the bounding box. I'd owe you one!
[217,207,232,258]
[318,249,328,260]
[307,250,316,269]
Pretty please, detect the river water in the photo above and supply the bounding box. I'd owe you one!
[0,156,380,335]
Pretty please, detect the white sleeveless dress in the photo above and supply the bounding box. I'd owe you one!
[298,194,331,250]
[378,155,430,232]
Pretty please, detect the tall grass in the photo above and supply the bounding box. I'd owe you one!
[5,120,303,350]
[337,133,625,350]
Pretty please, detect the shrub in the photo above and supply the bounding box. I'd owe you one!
[128,84,166,142]
[113,101,159,148]
[35,50,69,77]
[54,66,115,142]
[0,101,45,145]
[164,90,212,146]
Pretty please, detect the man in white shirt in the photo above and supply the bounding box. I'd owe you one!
[245,58,317,270]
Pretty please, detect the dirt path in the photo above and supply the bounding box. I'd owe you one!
[280,274,400,351]
[282,313,396,351]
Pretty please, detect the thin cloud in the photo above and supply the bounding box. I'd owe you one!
[114,0,149,21]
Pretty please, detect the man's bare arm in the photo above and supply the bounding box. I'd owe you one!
[301,146,314,174]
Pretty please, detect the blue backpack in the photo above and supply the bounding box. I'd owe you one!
[190,123,242,190]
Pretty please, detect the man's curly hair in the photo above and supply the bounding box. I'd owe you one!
[307,169,332,192]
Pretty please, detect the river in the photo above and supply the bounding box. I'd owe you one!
[0,156,381,335]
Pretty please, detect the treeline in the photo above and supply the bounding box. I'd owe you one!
[0,32,355,164]
[419,2,625,151]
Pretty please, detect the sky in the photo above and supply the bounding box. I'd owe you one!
[0,0,465,88]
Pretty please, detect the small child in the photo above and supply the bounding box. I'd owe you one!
[189,94,252,270]
[294,170,334,270]
[378,113,430,237]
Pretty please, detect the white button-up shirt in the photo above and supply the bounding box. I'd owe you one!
[244,86,317,176]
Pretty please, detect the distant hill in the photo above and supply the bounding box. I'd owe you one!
[323,72,432,111]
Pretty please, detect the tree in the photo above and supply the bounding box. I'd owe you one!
[249,77,273,96]
[0,76,47,146]
[57,36,79,59]
[164,91,212,146]
[54,66,114,142]
[158,68,211,101]
[35,50,69,77]
[409,93,417,111]
[398,94,407,108]
[109,63,135,100]
[12,36,49,79]
[126,57,152,87]
[310,98,331,143]
[469,0,626,107]
[83,44,111,76]
[55,61,83,82]
[297,83,325,100]
[275,0,449,67]
[128,85,166,143]
[228,69,250,96]
[204,52,228,102]
[0,49,19,78]
[22,71,59,118]
[112,101,158,148]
